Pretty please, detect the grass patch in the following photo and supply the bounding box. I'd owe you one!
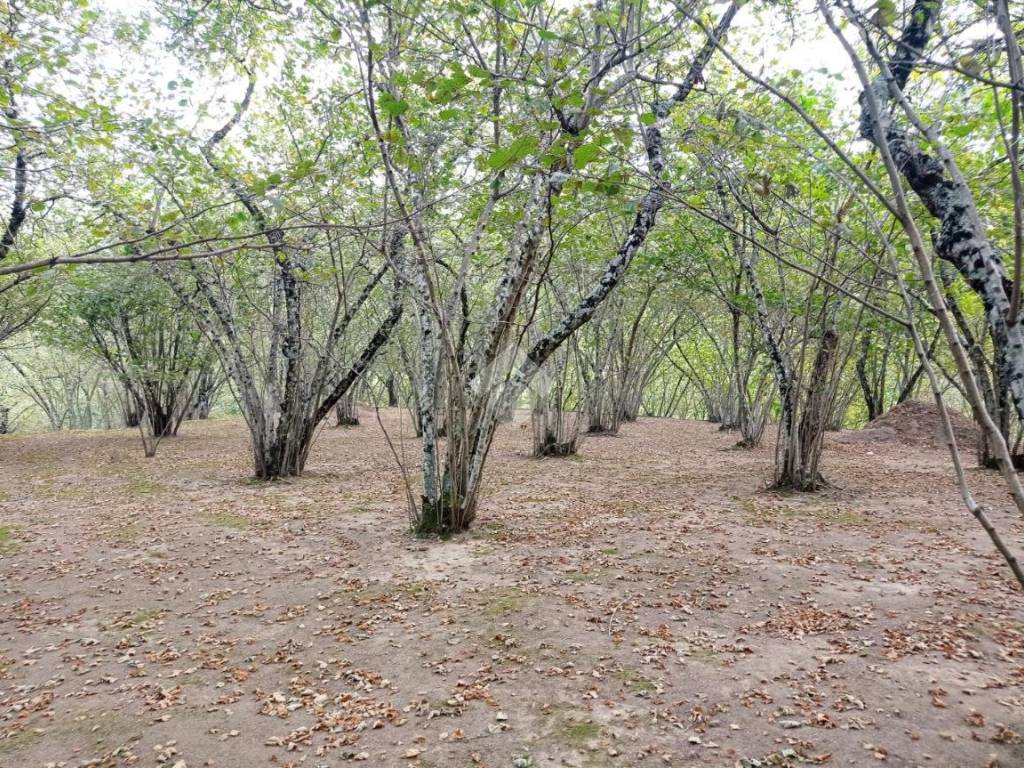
[0,710,141,758]
[16,454,64,478]
[684,646,728,667]
[613,667,657,694]
[354,579,434,604]
[396,580,431,597]
[104,523,141,544]
[566,569,596,583]
[741,498,868,527]
[61,710,142,752]
[479,586,530,617]
[36,482,90,501]
[102,608,163,631]
[468,523,506,546]
[0,727,41,755]
[0,526,17,555]
[123,478,166,495]
[199,511,252,530]
[553,714,601,745]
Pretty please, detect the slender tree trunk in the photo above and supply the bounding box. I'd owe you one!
[856,332,884,421]
[386,374,398,407]
[793,327,839,489]
[335,393,359,426]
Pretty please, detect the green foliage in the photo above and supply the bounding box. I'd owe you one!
[0,0,1013,453]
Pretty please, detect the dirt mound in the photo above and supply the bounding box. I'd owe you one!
[863,400,979,450]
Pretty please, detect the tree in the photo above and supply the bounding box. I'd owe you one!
[136,2,406,478]
[43,267,213,452]
[344,0,740,535]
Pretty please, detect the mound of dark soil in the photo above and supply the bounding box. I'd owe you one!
[863,400,979,450]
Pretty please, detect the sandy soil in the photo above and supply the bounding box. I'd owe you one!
[0,411,1022,768]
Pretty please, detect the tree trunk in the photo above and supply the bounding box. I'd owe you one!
[186,367,219,420]
[335,393,359,426]
[856,332,884,421]
[405,2,741,535]
[531,348,580,457]
[858,0,1024,428]
[791,328,839,490]
[386,374,398,407]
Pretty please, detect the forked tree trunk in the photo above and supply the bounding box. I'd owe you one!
[335,393,359,426]
[531,347,581,457]
[131,380,184,441]
[186,367,219,420]
[786,328,839,490]
[405,3,741,536]
[940,268,1012,469]
[532,408,579,456]
[584,370,621,435]
[856,332,884,421]
[748,293,839,491]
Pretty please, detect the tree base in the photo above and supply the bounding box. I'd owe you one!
[772,473,828,493]
[252,455,306,481]
[414,494,469,538]
[534,436,578,458]
[980,454,1024,470]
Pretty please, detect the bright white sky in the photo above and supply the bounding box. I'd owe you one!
[92,0,860,83]
[91,0,862,113]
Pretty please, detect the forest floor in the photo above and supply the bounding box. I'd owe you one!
[1,410,1023,768]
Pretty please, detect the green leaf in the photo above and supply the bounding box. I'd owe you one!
[875,0,897,27]
[573,143,601,169]
[378,92,409,117]
[291,159,315,180]
[486,136,538,171]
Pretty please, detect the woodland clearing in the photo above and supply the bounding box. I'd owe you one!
[1,411,1022,768]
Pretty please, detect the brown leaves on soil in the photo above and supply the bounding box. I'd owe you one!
[1,413,1023,767]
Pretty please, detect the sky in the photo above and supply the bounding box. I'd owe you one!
[83,0,866,154]
[90,0,862,93]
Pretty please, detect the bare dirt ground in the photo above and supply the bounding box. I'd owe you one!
[1,411,1022,768]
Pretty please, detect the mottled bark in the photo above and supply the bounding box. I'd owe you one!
[335,394,359,427]
[386,374,398,408]
[172,72,405,479]
[0,151,26,263]
[740,248,799,485]
[379,2,741,535]
[794,327,839,489]
[0,63,28,266]
[858,0,1024,425]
